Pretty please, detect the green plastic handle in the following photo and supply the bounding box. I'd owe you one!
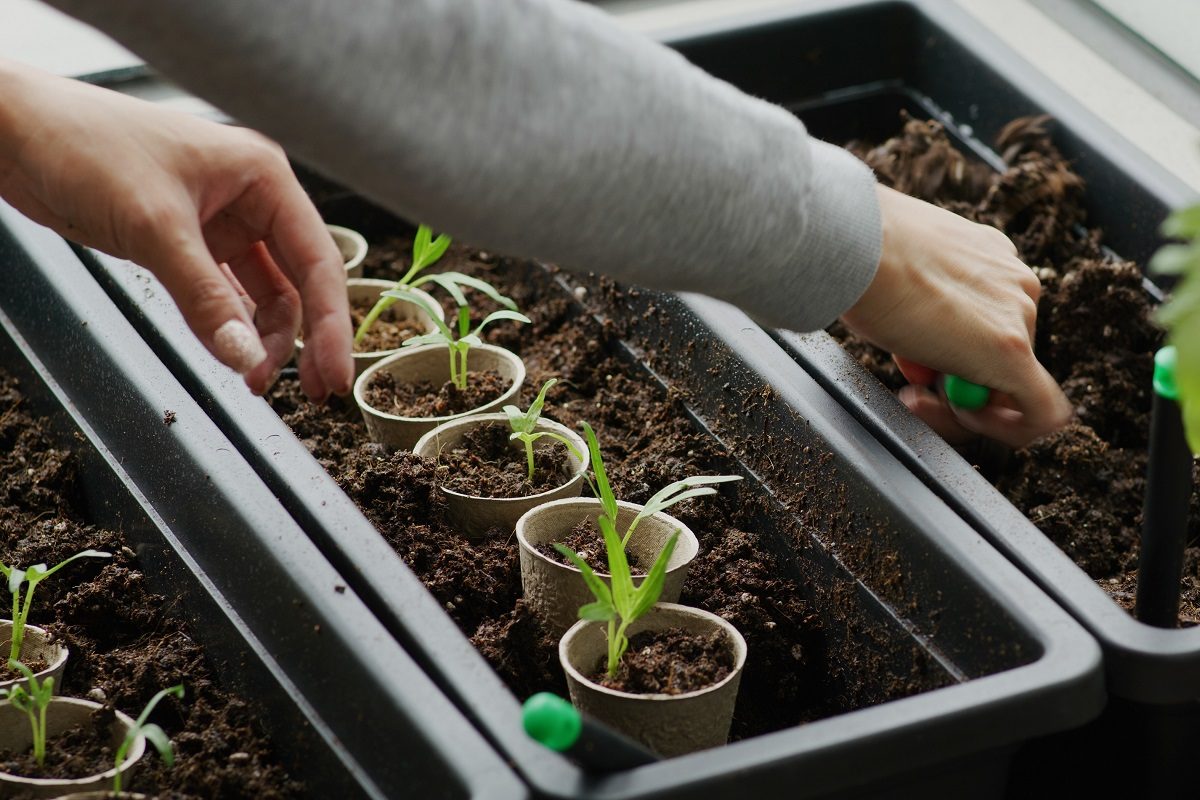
[943,375,991,410]
[522,692,581,752]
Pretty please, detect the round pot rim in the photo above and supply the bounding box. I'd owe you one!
[0,620,68,688]
[559,602,748,701]
[326,223,368,272]
[298,280,442,359]
[414,413,589,504]
[516,498,699,580]
[353,343,524,424]
[0,697,143,787]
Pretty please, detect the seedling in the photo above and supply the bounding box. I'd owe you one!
[2,661,54,767]
[386,290,530,391]
[1150,202,1200,453]
[504,379,585,481]
[112,684,184,795]
[0,549,110,664]
[555,422,741,677]
[353,224,518,345]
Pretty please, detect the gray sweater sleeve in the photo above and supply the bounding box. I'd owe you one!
[45,0,881,331]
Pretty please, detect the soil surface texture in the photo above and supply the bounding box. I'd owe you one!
[594,627,733,695]
[362,369,507,418]
[437,422,572,498]
[0,373,301,798]
[270,220,953,742]
[833,114,1200,622]
[536,518,649,574]
[351,295,424,353]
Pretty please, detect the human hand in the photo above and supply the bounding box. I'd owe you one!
[841,184,1072,448]
[0,60,351,401]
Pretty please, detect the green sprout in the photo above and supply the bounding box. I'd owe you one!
[353,224,518,346]
[386,290,529,392]
[0,550,110,665]
[1150,203,1200,454]
[112,684,184,795]
[2,661,54,768]
[503,379,585,481]
[554,422,741,677]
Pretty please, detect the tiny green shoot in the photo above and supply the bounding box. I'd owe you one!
[503,379,585,481]
[385,290,530,391]
[353,224,518,345]
[0,549,111,664]
[112,684,184,795]
[1150,202,1200,454]
[2,661,54,768]
[554,422,741,677]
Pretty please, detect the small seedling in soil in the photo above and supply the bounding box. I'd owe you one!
[0,549,110,666]
[2,661,54,767]
[112,684,184,795]
[504,379,584,481]
[1151,202,1200,454]
[554,423,741,677]
[354,224,518,345]
[386,289,530,392]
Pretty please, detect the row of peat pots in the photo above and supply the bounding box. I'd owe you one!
[0,211,525,798]
[30,3,1200,800]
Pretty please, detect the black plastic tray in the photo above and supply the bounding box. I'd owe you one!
[697,0,1200,700]
[655,0,1200,794]
[0,203,526,800]
[74,179,1106,800]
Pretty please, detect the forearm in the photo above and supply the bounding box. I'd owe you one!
[46,0,881,330]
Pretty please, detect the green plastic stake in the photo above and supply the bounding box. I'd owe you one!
[522,692,581,752]
[944,375,991,410]
[1153,345,1180,401]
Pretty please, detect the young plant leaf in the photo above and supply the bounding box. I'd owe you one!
[553,544,613,608]
[628,531,679,621]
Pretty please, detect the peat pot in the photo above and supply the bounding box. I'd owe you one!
[354,343,524,452]
[0,697,143,799]
[327,224,367,278]
[296,278,443,378]
[560,602,747,758]
[413,412,588,538]
[516,498,700,635]
[0,621,67,696]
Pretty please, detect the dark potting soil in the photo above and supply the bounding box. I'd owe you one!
[362,369,508,418]
[351,295,424,353]
[0,706,114,780]
[1,655,49,679]
[270,235,952,741]
[0,373,301,799]
[831,114,1200,622]
[594,627,733,695]
[437,422,572,498]
[535,518,649,575]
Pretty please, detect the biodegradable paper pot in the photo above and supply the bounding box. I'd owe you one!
[560,602,747,758]
[297,279,444,378]
[0,697,143,799]
[354,344,525,452]
[413,413,588,539]
[516,498,700,635]
[327,224,367,278]
[0,622,67,697]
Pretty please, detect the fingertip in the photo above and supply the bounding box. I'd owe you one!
[213,319,269,375]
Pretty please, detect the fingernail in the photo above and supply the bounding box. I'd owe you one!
[213,319,268,375]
